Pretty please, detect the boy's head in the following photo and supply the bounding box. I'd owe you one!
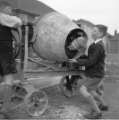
[92,25,107,40]
[0,1,13,14]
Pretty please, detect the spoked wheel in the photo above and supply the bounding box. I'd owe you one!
[24,85,48,117]
[0,84,26,111]
[59,75,74,98]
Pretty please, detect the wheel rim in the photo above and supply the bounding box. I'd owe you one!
[25,89,48,117]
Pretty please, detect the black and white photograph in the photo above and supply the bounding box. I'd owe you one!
[0,0,119,119]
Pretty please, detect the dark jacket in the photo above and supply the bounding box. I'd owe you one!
[77,41,106,78]
[0,24,12,52]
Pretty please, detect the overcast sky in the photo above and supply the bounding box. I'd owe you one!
[38,0,119,34]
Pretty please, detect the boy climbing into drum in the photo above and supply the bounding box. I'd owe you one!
[68,25,108,119]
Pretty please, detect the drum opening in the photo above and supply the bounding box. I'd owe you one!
[65,28,88,59]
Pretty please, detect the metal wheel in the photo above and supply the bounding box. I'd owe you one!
[24,85,48,117]
[0,84,26,111]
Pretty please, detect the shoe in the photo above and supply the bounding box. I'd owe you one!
[99,104,109,111]
[83,112,102,119]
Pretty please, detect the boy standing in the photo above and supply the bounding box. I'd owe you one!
[69,25,108,119]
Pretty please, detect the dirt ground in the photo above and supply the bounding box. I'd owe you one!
[2,80,119,119]
[0,64,118,119]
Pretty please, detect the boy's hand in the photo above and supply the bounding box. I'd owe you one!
[68,59,77,63]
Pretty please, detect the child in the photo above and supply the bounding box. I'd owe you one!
[69,25,108,119]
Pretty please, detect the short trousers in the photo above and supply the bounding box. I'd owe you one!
[77,73,103,91]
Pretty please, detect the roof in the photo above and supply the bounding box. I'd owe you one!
[74,19,95,28]
[16,0,54,17]
[13,9,39,18]
[0,0,54,17]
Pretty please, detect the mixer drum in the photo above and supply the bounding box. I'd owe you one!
[33,12,87,62]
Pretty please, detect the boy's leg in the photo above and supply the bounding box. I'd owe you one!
[91,90,108,111]
[79,85,102,119]
[91,78,108,111]
[91,90,106,105]
[96,80,104,97]
[77,75,102,119]
[79,85,101,113]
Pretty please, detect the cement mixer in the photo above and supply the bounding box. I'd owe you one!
[11,11,87,117]
[4,0,89,118]
[33,12,88,62]
[11,0,88,62]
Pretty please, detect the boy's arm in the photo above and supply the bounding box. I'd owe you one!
[77,45,100,67]
[0,13,22,27]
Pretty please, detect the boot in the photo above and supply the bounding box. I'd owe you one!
[83,111,102,119]
[99,104,109,111]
